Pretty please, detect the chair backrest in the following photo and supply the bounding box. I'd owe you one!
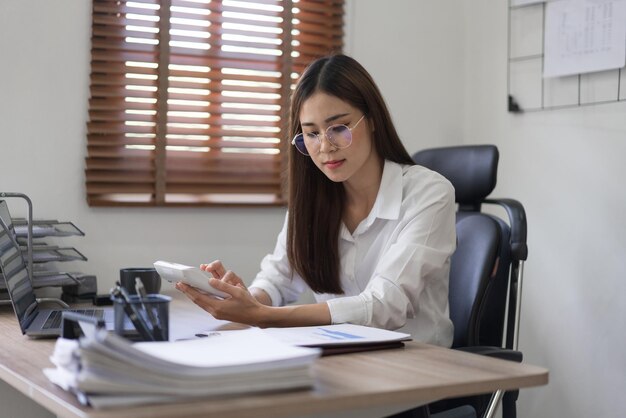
[411,145,498,212]
[413,145,526,349]
[449,214,503,347]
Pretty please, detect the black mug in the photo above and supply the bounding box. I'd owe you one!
[119,268,161,295]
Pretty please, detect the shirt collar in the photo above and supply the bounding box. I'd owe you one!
[370,159,403,221]
[340,160,404,239]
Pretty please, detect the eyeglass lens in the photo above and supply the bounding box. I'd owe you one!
[293,124,352,155]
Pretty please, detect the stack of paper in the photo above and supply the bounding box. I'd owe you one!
[44,327,320,409]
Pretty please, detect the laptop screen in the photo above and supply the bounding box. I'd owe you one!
[0,200,38,332]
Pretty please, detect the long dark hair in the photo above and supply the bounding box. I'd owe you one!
[287,54,414,294]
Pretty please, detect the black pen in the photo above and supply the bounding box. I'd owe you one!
[112,284,155,341]
[135,278,163,340]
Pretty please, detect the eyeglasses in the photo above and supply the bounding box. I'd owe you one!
[291,114,366,156]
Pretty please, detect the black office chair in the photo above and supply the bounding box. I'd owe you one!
[411,145,528,418]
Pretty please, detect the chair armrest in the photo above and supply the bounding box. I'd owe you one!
[484,198,527,262]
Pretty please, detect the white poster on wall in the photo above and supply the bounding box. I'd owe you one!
[543,0,626,78]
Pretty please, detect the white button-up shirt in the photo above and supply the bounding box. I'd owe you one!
[250,160,456,346]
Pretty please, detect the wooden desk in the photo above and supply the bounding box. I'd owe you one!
[0,296,548,418]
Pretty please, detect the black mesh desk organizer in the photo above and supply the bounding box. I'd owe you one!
[0,193,96,305]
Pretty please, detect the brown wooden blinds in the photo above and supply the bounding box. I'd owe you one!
[86,0,344,206]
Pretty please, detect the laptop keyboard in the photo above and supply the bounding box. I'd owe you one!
[42,309,104,330]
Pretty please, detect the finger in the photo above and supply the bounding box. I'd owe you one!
[208,276,243,297]
[176,281,200,299]
[200,260,226,279]
[222,271,244,287]
[176,282,220,307]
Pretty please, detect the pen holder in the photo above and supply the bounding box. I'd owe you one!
[113,294,171,341]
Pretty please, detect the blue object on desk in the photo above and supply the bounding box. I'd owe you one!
[111,284,171,342]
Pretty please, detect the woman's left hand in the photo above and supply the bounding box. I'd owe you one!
[175,271,266,326]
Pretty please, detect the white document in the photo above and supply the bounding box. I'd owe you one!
[511,0,546,6]
[134,327,320,370]
[261,324,412,347]
[544,0,626,78]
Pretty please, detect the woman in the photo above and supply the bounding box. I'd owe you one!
[176,54,456,346]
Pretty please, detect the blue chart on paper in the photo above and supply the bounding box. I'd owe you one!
[313,328,365,341]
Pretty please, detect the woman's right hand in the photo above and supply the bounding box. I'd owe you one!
[200,260,247,290]
[179,259,328,327]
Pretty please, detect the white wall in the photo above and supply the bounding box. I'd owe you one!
[462,1,626,417]
[345,0,465,151]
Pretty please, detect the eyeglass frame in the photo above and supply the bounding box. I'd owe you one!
[291,114,366,156]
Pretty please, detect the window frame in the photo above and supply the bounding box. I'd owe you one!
[85,0,344,207]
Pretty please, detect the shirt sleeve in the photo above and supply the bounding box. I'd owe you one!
[249,213,308,307]
[326,173,457,333]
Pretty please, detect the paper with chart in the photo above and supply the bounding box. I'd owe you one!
[262,324,411,347]
[543,0,626,78]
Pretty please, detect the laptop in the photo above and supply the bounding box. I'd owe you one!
[0,200,115,337]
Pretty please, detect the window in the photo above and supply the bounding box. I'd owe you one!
[86,0,344,206]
